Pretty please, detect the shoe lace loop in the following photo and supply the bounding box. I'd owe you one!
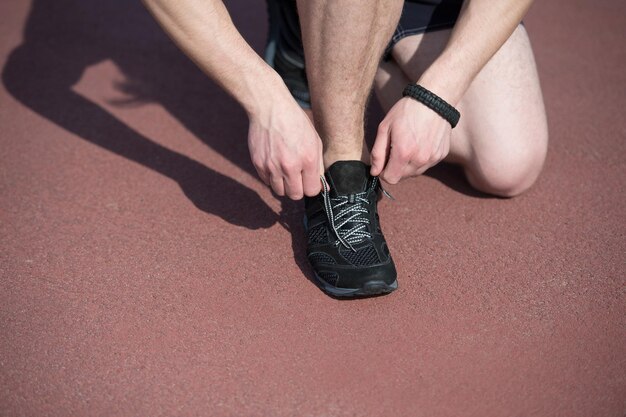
[320,175,381,252]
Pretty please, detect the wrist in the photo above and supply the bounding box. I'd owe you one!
[240,67,294,119]
[417,54,471,107]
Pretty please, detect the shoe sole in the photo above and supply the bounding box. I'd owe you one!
[303,215,398,298]
[313,274,398,298]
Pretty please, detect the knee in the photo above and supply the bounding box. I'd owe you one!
[466,133,548,198]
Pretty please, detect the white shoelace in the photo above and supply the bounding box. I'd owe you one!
[320,176,388,252]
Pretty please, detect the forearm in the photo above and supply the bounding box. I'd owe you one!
[418,0,534,106]
[142,0,288,116]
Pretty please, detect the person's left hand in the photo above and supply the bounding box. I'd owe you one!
[370,97,452,184]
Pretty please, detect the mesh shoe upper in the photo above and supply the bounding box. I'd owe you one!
[305,161,396,289]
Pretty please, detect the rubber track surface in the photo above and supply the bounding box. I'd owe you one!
[1,1,624,416]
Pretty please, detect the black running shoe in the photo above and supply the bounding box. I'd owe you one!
[304,161,398,297]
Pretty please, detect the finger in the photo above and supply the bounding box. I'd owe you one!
[441,134,451,161]
[316,148,329,192]
[284,172,304,200]
[269,174,285,197]
[443,136,450,159]
[433,135,447,164]
[407,160,428,177]
[302,167,322,197]
[370,123,390,176]
[253,163,270,186]
[408,146,433,175]
[381,143,409,185]
[409,150,436,176]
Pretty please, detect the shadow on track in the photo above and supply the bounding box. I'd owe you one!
[2,0,276,230]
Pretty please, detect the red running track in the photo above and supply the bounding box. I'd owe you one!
[1,1,625,416]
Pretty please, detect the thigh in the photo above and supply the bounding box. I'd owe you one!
[377,24,549,195]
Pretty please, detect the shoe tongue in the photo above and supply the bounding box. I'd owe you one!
[326,161,370,195]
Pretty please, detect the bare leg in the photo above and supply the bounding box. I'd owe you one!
[296,0,404,168]
[374,25,548,197]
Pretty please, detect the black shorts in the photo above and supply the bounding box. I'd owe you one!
[264,0,464,108]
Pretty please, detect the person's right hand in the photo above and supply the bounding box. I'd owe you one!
[247,97,324,200]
